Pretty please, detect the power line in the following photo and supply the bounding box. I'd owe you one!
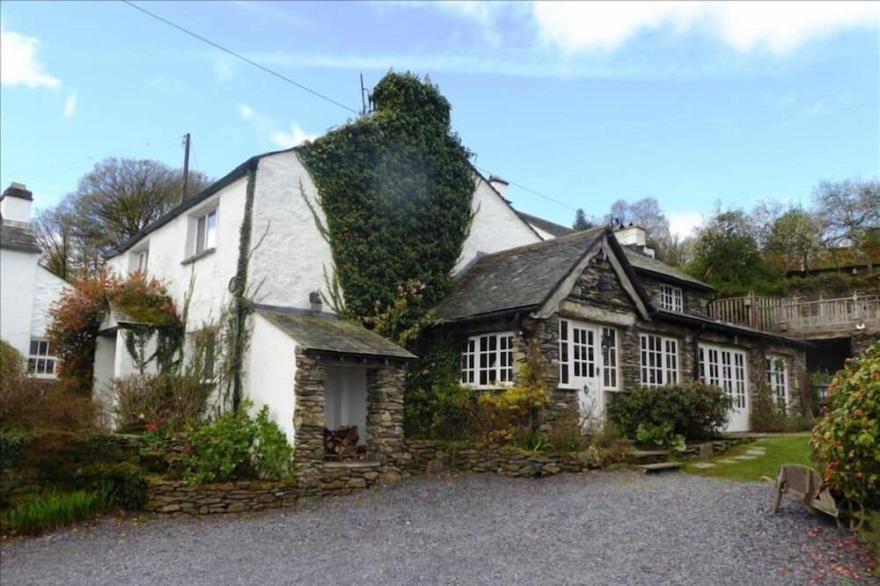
[475,165,577,212]
[120,0,360,115]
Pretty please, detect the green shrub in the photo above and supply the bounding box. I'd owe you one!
[184,403,292,484]
[112,373,213,433]
[405,384,472,440]
[77,462,146,511]
[636,422,686,451]
[1,491,108,535]
[608,382,732,441]
[750,385,813,432]
[811,344,880,510]
[547,411,590,454]
[0,427,32,464]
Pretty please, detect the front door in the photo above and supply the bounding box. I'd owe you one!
[699,345,749,432]
[569,322,603,425]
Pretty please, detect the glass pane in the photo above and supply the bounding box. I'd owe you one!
[30,340,39,355]
[206,210,217,249]
[196,216,206,254]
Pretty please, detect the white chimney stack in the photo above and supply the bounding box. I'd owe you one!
[614,223,655,257]
[0,182,33,224]
[488,175,509,201]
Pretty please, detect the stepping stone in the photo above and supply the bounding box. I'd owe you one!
[717,459,739,464]
[638,462,683,474]
[691,462,716,469]
[745,450,765,456]
[733,455,756,460]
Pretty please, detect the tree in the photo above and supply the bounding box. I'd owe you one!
[607,197,673,260]
[687,210,774,294]
[572,208,592,231]
[813,178,880,248]
[36,158,211,279]
[764,207,822,273]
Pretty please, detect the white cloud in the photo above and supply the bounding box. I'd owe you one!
[239,103,255,120]
[63,93,77,119]
[0,27,61,89]
[270,123,317,148]
[533,1,879,54]
[668,211,704,240]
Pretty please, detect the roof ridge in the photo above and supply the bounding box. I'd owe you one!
[468,225,606,262]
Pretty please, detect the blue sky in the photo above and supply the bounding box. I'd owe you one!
[1,1,878,238]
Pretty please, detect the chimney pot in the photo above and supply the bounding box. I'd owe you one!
[309,291,323,313]
[1,182,34,223]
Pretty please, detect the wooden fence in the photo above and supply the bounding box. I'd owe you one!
[708,293,880,334]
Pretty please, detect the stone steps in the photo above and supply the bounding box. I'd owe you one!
[638,462,683,474]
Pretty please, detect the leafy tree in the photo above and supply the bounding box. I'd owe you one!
[765,207,822,273]
[572,208,592,231]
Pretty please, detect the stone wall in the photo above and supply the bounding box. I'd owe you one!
[145,479,297,514]
[638,274,710,317]
[852,332,878,357]
[405,440,590,478]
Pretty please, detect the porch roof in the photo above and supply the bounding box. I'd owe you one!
[256,307,415,360]
[434,227,606,322]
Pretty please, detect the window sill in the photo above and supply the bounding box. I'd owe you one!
[181,247,216,266]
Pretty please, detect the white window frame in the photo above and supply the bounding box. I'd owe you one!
[639,334,679,387]
[601,326,619,391]
[559,318,618,390]
[460,332,514,389]
[658,284,684,312]
[194,208,218,255]
[699,343,748,410]
[133,247,149,274]
[766,356,789,412]
[28,339,58,378]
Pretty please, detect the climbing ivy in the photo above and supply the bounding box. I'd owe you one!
[299,72,475,329]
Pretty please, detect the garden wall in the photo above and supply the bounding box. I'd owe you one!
[145,479,297,514]
[405,440,592,478]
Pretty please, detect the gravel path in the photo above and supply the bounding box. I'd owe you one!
[1,472,875,585]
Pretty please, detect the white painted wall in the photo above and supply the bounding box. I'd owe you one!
[249,151,334,312]
[324,366,368,445]
[243,313,297,443]
[530,225,556,241]
[455,176,541,274]
[0,247,38,356]
[93,335,117,413]
[31,266,71,338]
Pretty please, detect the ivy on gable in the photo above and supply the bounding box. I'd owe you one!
[299,72,475,329]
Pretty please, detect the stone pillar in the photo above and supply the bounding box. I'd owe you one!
[293,347,326,495]
[852,332,878,358]
[366,366,407,472]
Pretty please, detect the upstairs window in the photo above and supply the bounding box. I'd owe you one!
[767,356,788,412]
[639,334,678,387]
[28,339,57,378]
[461,332,514,388]
[658,284,683,312]
[132,247,149,274]
[195,209,218,255]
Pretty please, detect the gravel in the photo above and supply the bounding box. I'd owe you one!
[1,472,875,585]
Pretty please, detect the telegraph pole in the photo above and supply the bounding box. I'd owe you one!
[181,132,191,203]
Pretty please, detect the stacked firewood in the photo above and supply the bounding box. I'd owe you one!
[323,426,359,458]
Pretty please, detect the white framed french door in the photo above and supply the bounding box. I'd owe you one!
[698,343,750,432]
[559,319,604,425]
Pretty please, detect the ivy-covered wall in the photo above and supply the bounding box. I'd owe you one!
[298,72,475,323]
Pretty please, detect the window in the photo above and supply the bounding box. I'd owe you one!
[601,327,618,390]
[28,339,57,377]
[559,319,617,389]
[194,209,218,255]
[134,248,149,273]
[767,356,788,412]
[658,284,683,312]
[460,333,514,388]
[639,334,678,387]
[699,344,747,409]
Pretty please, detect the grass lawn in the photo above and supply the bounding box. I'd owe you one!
[684,434,814,482]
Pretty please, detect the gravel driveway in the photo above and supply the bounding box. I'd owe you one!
[1,471,875,585]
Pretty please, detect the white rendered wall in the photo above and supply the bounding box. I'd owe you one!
[31,266,71,339]
[324,366,368,445]
[249,151,334,312]
[93,335,117,415]
[455,176,541,274]
[0,248,38,356]
[243,313,297,443]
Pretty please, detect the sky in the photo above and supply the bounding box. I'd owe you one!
[1,1,878,239]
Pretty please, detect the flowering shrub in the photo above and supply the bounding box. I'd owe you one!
[608,383,732,440]
[812,344,880,509]
[48,271,182,392]
[111,373,213,433]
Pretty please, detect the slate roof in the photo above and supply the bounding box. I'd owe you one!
[655,310,813,349]
[434,227,607,322]
[516,211,575,238]
[623,248,713,291]
[0,220,40,253]
[256,306,415,360]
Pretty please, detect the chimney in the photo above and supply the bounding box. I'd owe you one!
[309,290,323,313]
[0,182,33,224]
[488,175,509,201]
[613,223,655,258]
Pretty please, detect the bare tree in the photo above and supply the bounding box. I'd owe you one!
[813,179,880,248]
[606,197,673,259]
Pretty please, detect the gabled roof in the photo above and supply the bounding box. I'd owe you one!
[623,248,714,291]
[434,227,609,322]
[516,211,575,238]
[256,306,415,360]
[0,220,40,254]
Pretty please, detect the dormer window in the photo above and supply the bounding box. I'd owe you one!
[194,209,217,255]
[659,284,683,312]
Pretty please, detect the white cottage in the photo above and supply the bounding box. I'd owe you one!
[0,183,72,378]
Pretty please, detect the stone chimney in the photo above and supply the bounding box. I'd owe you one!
[309,290,323,313]
[0,182,33,224]
[488,175,509,201]
[614,223,655,258]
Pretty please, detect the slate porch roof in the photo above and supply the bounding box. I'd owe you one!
[256,306,415,360]
[0,220,41,254]
[623,248,713,291]
[434,227,607,322]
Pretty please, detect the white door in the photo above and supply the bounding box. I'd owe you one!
[569,323,603,426]
[699,345,749,432]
